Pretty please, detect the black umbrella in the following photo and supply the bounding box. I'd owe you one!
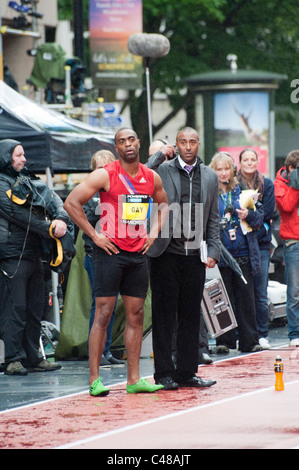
[220,243,247,284]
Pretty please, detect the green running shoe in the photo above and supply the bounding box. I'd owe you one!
[89,377,110,397]
[126,378,164,394]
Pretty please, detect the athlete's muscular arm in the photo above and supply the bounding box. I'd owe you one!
[141,171,169,254]
[64,169,119,255]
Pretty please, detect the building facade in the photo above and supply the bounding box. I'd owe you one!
[1,0,58,94]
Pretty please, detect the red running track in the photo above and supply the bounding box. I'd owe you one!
[0,347,299,449]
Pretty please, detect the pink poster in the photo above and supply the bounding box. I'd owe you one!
[218,146,268,175]
[89,0,143,89]
[214,92,270,176]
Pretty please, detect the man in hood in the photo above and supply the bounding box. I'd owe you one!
[0,139,68,375]
[274,150,299,347]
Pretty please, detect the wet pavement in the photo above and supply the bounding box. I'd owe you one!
[0,320,289,413]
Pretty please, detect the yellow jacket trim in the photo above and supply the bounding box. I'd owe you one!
[6,189,29,205]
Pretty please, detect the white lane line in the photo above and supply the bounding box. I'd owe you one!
[56,379,299,449]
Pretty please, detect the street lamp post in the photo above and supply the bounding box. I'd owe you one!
[0,3,3,80]
[73,0,84,63]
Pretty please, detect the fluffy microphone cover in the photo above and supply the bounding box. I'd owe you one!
[127,33,170,58]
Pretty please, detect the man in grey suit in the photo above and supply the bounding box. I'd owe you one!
[147,127,220,390]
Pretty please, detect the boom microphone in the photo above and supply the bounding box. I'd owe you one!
[127,33,170,58]
[127,33,170,145]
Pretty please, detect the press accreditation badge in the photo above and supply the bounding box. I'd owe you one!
[121,194,152,225]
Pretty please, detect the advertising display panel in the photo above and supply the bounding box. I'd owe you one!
[89,0,143,89]
[214,91,269,175]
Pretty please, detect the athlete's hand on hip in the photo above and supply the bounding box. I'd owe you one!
[140,235,155,255]
[93,232,119,255]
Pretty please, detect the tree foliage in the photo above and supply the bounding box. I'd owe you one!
[142,0,299,104]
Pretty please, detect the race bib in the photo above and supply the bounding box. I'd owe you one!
[121,194,152,225]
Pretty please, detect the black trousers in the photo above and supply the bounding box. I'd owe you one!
[217,260,259,352]
[149,252,206,382]
[0,258,44,366]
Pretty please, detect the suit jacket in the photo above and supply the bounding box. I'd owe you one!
[146,156,221,261]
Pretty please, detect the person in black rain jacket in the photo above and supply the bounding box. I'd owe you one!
[0,139,69,375]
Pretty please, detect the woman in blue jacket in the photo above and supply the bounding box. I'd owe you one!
[210,152,263,353]
[237,148,275,349]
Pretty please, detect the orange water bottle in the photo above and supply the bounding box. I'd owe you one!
[274,355,284,391]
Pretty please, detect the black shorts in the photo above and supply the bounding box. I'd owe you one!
[93,246,149,298]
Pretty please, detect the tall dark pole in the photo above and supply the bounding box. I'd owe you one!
[0,3,3,80]
[73,0,84,63]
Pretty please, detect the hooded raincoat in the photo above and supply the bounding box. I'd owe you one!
[274,167,299,241]
[0,139,69,261]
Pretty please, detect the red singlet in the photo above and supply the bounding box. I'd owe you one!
[99,160,154,252]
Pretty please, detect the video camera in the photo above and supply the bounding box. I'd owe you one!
[289,163,299,190]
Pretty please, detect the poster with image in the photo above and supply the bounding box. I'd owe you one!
[89,0,143,89]
[214,92,269,175]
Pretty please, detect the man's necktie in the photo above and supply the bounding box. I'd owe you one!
[184,165,193,173]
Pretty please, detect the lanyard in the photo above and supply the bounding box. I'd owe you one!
[220,191,232,209]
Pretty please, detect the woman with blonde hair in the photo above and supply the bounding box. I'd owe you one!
[90,150,115,170]
[210,152,262,353]
[237,148,275,349]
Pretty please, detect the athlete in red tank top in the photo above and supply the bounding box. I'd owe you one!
[99,159,154,252]
[63,128,168,396]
